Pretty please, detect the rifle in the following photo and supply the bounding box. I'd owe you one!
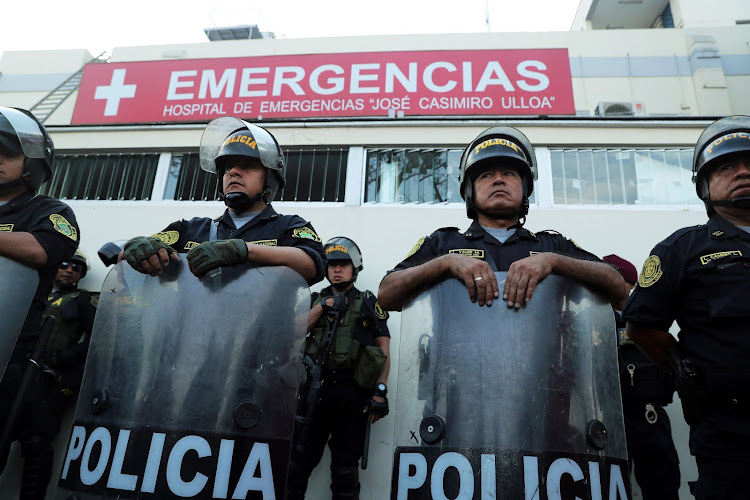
[295,297,344,455]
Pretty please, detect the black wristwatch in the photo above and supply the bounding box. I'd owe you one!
[374,383,388,397]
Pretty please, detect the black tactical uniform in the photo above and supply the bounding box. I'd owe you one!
[0,191,79,498]
[616,311,680,499]
[154,205,325,285]
[393,220,600,272]
[623,214,750,498]
[288,285,389,499]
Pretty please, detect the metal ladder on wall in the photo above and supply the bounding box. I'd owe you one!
[29,51,109,124]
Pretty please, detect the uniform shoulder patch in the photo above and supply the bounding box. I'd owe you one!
[0,223,14,232]
[638,255,663,288]
[49,214,78,241]
[374,301,388,320]
[405,237,426,259]
[152,231,179,246]
[184,241,200,251]
[292,227,321,242]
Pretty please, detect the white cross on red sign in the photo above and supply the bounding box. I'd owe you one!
[93,69,137,116]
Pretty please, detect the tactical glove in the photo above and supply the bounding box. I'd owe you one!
[123,236,175,269]
[186,239,248,278]
[367,397,389,417]
[321,293,347,314]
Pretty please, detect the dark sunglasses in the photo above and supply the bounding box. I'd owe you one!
[59,262,83,272]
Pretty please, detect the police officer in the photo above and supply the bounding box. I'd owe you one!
[122,118,325,284]
[624,116,750,500]
[0,107,80,499]
[19,249,97,497]
[288,237,390,500]
[378,127,626,311]
[603,254,680,500]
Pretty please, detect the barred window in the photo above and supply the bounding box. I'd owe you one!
[164,148,348,202]
[550,148,696,206]
[364,148,538,205]
[365,149,463,204]
[40,153,159,200]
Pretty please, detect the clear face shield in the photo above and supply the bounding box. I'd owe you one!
[199,117,283,174]
[0,107,49,159]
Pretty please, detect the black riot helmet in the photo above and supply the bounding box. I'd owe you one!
[324,237,363,288]
[199,117,285,210]
[692,115,750,216]
[458,126,537,223]
[0,107,54,192]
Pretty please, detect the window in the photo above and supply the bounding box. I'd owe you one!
[40,153,159,200]
[550,148,696,206]
[164,148,348,202]
[365,149,463,204]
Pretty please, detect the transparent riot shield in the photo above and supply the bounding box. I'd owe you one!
[392,274,631,500]
[58,261,309,499]
[0,256,38,380]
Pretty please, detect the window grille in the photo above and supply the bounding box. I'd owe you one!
[365,148,537,205]
[40,153,159,200]
[165,148,348,202]
[549,148,696,206]
[365,149,463,204]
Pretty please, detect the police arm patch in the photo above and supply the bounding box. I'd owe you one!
[49,214,78,241]
[152,231,179,246]
[405,237,425,259]
[638,255,663,288]
[374,301,388,320]
[292,227,321,242]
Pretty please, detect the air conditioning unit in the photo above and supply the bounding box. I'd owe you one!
[595,101,646,117]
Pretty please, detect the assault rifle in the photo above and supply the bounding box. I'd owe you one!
[295,295,345,454]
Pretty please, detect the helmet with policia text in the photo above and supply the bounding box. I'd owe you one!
[199,117,285,208]
[324,237,363,282]
[458,126,537,221]
[693,115,750,215]
[0,107,54,192]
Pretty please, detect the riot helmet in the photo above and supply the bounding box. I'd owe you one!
[324,237,363,289]
[56,249,89,290]
[0,107,54,192]
[692,115,750,215]
[458,127,537,223]
[200,117,285,210]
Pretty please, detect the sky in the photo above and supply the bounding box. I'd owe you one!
[1,0,582,57]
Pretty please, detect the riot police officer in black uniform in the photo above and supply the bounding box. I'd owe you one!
[122,117,325,284]
[288,237,390,500]
[624,116,750,500]
[0,107,80,499]
[379,127,625,311]
[23,249,97,496]
[603,254,680,500]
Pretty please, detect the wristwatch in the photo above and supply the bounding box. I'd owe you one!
[374,383,388,397]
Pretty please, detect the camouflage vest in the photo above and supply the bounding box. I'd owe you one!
[43,291,84,351]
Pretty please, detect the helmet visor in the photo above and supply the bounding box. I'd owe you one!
[200,117,283,174]
[0,107,48,159]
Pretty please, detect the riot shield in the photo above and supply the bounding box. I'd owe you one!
[58,261,309,499]
[392,274,631,500]
[0,256,38,380]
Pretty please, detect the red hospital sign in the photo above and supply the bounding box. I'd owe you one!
[72,49,575,124]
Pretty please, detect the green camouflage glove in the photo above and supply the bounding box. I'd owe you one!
[186,239,248,277]
[123,236,174,268]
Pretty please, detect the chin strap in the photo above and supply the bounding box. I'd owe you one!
[705,196,750,209]
[54,281,78,292]
[472,197,529,228]
[223,188,270,210]
[331,280,354,291]
[0,172,32,194]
